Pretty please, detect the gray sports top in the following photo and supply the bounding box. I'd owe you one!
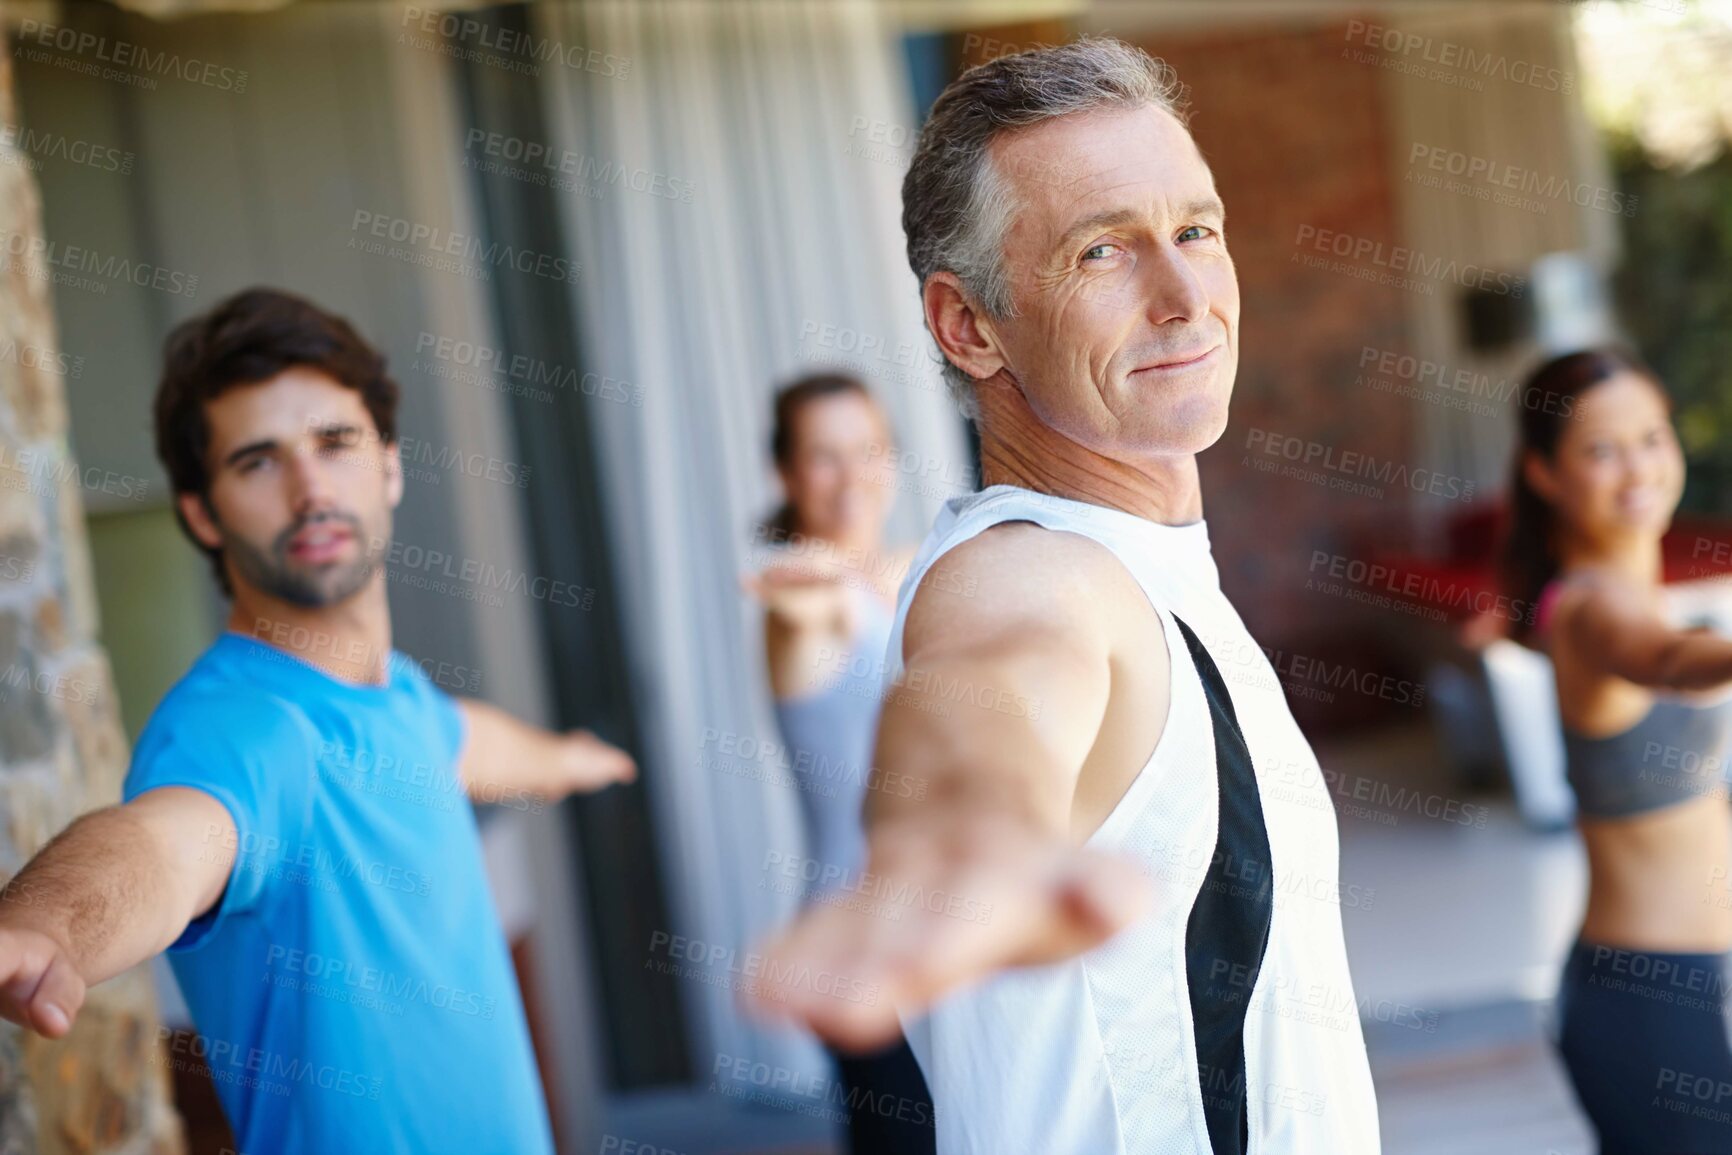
[771,584,894,881]
[1539,579,1732,818]
[1565,697,1732,818]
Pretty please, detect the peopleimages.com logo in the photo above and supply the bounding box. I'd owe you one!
[1293,224,1525,297]
[15,19,248,92]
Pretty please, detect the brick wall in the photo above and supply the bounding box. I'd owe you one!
[0,38,185,1155]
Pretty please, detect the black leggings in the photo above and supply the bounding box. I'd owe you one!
[1557,939,1732,1154]
[830,1034,937,1155]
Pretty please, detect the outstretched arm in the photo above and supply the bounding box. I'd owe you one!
[1561,581,1732,692]
[456,699,636,806]
[0,786,234,1037]
[743,560,855,700]
[746,526,1157,1049]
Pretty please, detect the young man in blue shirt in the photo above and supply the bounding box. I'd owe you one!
[0,287,632,1153]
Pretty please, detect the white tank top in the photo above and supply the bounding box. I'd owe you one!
[888,485,1381,1155]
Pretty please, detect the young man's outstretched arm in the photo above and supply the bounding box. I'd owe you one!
[0,786,234,1036]
[456,700,636,805]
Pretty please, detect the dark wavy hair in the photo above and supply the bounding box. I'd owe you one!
[1501,346,1668,644]
[154,287,401,596]
[761,373,877,542]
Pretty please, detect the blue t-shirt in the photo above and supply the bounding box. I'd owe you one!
[123,632,554,1154]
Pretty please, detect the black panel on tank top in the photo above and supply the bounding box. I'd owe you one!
[1172,614,1275,1155]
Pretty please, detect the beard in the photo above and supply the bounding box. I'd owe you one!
[223,509,384,608]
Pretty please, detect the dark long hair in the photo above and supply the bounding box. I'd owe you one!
[761,373,876,542]
[1501,346,1668,643]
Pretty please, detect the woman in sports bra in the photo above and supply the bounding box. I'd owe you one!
[1503,348,1732,1154]
[743,373,933,1154]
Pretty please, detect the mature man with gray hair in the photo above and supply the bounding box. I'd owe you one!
[751,38,1381,1155]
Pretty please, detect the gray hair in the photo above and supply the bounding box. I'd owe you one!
[901,38,1190,419]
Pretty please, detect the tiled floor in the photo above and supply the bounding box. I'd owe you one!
[1324,724,1596,1154]
[1372,1025,1593,1155]
[1328,725,1586,1012]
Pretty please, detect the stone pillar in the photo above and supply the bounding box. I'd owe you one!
[0,35,186,1155]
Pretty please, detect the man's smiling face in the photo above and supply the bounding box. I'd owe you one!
[980,102,1240,460]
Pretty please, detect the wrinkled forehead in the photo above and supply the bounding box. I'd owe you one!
[991,103,1219,250]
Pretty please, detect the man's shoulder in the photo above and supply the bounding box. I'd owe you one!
[906,519,1146,641]
[922,517,1137,593]
[126,672,320,810]
[138,651,318,761]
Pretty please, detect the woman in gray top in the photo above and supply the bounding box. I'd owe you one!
[1504,349,1732,1155]
[745,373,933,1154]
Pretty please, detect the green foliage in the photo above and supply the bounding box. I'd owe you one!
[1610,133,1732,513]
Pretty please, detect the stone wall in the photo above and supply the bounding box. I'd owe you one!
[0,34,185,1155]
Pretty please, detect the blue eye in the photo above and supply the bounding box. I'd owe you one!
[1082,242,1118,262]
[1179,225,1210,242]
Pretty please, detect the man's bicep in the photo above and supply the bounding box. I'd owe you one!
[453,698,484,782]
[118,701,318,951]
[122,786,238,926]
[882,536,1117,821]
[900,526,1116,705]
[900,604,1110,726]
[880,635,1110,799]
[452,698,514,794]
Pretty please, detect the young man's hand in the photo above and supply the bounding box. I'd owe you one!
[458,702,637,804]
[0,789,234,1039]
[0,924,85,1038]
[551,729,637,796]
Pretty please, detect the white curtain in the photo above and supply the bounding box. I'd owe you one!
[535,0,968,1074]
